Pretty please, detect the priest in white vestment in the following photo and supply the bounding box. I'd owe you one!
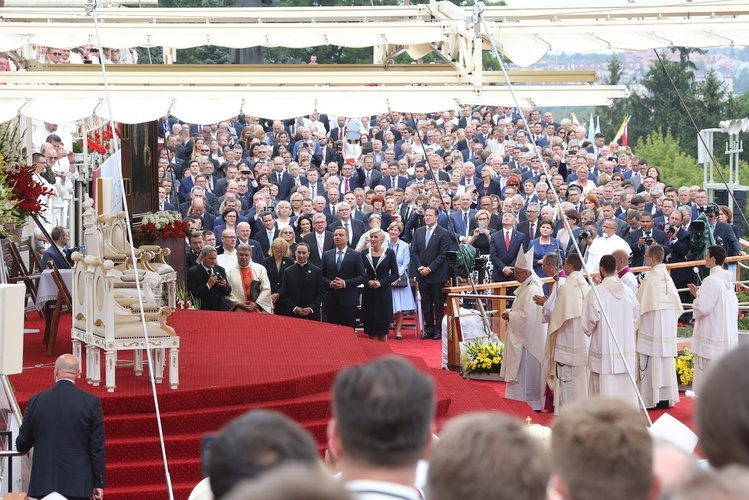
[613,249,638,295]
[581,254,640,409]
[689,245,739,395]
[636,245,683,409]
[500,247,548,411]
[546,253,591,415]
[225,243,273,313]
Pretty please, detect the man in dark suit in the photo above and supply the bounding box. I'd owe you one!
[516,203,541,243]
[490,211,527,282]
[320,227,366,328]
[41,225,71,270]
[358,155,382,189]
[254,211,280,256]
[378,162,408,190]
[327,202,366,249]
[303,213,335,268]
[705,204,744,257]
[187,246,232,311]
[279,242,324,321]
[626,212,671,267]
[17,354,105,500]
[411,206,451,340]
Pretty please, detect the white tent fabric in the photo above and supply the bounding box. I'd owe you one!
[0,85,629,124]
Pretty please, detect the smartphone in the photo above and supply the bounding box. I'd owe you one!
[478,221,485,231]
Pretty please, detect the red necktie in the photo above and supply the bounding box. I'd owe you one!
[344,177,350,192]
[505,230,510,250]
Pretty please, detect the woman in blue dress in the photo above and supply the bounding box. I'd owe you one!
[387,221,416,340]
[529,220,563,278]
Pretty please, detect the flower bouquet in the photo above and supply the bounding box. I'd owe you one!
[0,122,54,238]
[76,126,121,155]
[675,348,694,389]
[175,282,200,310]
[134,211,191,242]
[461,339,503,378]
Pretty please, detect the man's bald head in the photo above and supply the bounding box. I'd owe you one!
[612,249,630,271]
[55,354,80,381]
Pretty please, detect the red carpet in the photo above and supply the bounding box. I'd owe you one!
[15,311,532,500]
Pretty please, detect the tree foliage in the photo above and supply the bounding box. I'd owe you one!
[634,128,702,188]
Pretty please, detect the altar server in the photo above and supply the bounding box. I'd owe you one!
[636,244,683,409]
[689,245,739,395]
[581,254,640,409]
[545,253,591,414]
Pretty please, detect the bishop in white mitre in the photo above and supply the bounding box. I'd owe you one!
[500,246,548,411]
[546,253,591,415]
[636,244,683,409]
[581,253,640,409]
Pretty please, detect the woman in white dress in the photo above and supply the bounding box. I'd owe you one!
[387,221,416,340]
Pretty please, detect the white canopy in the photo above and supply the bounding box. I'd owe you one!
[0,85,630,124]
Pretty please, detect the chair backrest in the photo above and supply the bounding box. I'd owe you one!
[21,238,44,276]
[48,261,72,308]
[5,240,30,278]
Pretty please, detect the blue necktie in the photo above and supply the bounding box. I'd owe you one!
[425,227,432,247]
[336,250,343,271]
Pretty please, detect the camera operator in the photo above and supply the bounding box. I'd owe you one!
[569,221,598,262]
[704,203,745,257]
[626,212,670,267]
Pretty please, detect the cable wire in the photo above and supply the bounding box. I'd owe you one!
[88,1,175,497]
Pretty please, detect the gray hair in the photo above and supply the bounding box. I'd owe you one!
[199,245,217,257]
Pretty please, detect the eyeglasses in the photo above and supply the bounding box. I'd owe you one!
[51,52,62,56]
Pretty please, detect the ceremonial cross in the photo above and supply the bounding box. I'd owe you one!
[526,416,533,426]
[661,274,671,292]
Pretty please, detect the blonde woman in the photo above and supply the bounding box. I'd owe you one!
[387,221,416,340]
[262,237,294,314]
[360,228,399,342]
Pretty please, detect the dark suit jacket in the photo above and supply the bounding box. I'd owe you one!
[16,380,105,499]
[626,228,671,267]
[254,228,280,256]
[410,224,450,284]
[668,228,693,286]
[261,255,294,295]
[379,175,408,190]
[41,245,70,270]
[186,264,232,311]
[279,262,324,320]
[327,218,366,249]
[320,247,367,307]
[303,230,335,268]
[489,229,527,281]
[516,220,541,243]
[712,220,742,256]
[359,168,383,189]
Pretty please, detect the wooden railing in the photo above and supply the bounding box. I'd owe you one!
[442,239,749,372]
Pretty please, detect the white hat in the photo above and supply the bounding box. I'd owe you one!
[515,245,534,272]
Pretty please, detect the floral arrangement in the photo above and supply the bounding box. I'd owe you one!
[675,349,694,387]
[134,211,191,241]
[0,122,54,238]
[175,282,200,310]
[462,339,503,374]
[75,126,121,155]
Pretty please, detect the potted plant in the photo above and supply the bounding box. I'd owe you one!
[675,348,694,391]
[461,339,503,380]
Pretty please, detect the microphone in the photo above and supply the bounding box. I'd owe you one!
[693,267,702,285]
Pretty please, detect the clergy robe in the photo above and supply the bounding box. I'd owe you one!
[619,268,638,295]
[225,262,273,313]
[500,272,547,411]
[636,263,683,408]
[582,275,640,409]
[546,271,591,415]
[691,265,739,395]
[585,234,631,274]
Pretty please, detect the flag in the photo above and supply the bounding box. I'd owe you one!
[614,115,631,142]
[571,113,580,128]
[622,122,629,147]
[587,113,596,143]
[595,116,601,135]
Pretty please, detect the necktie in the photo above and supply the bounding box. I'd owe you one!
[392,177,397,187]
[530,223,535,238]
[344,177,350,192]
[311,185,316,198]
[425,227,432,247]
[505,230,510,250]
[463,212,469,236]
[366,171,371,184]
[339,129,344,141]
[345,222,351,244]
[331,205,336,217]
[336,250,343,271]
[317,234,324,257]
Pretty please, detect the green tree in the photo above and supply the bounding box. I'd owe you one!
[601,54,627,140]
[633,128,702,187]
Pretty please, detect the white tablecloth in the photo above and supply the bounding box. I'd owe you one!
[35,269,73,311]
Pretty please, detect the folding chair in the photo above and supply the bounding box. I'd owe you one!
[42,261,72,357]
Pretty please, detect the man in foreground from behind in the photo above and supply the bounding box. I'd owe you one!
[328,356,435,499]
[17,354,105,500]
